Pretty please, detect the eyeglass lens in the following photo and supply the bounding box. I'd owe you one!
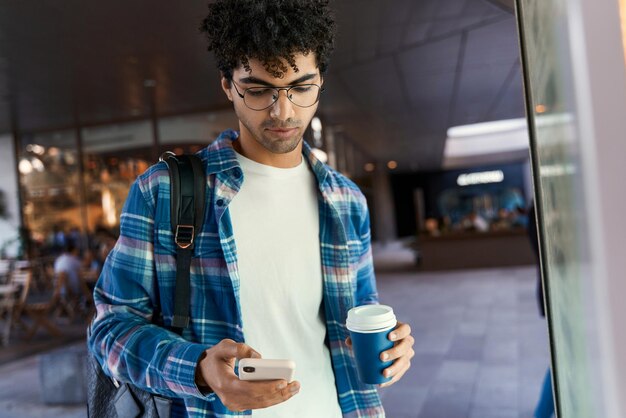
[244,85,320,110]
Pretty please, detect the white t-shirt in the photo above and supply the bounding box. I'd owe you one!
[228,150,342,418]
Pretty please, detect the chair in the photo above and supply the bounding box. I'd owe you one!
[18,271,65,340]
[1,271,32,345]
[0,259,12,284]
[50,271,78,322]
[0,284,17,346]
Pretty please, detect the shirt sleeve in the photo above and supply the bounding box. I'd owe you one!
[354,199,379,306]
[87,179,214,400]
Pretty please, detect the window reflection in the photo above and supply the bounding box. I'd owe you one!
[17,111,239,256]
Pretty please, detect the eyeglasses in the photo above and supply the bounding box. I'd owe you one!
[231,80,324,111]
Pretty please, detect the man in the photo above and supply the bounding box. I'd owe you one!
[53,241,82,298]
[88,1,414,417]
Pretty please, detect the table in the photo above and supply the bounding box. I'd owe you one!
[415,229,536,271]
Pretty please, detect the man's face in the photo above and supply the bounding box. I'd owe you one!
[221,53,322,155]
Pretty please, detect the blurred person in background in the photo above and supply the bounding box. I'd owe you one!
[425,217,441,236]
[462,211,489,232]
[491,207,513,231]
[53,242,82,298]
[88,1,414,417]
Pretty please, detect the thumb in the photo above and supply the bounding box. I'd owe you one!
[236,343,262,359]
[219,339,262,360]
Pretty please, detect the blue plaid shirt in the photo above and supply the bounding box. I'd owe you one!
[88,130,385,417]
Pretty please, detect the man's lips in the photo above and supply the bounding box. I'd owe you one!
[265,127,299,138]
[266,127,298,132]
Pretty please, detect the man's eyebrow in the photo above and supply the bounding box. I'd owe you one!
[238,73,319,87]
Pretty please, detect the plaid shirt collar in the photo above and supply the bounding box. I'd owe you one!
[204,129,331,188]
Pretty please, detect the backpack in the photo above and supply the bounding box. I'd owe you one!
[87,153,205,418]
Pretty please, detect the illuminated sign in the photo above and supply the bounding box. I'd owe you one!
[457,170,504,186]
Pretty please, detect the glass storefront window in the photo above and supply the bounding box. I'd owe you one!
[16,110,238,255]
[82,121,153,237]
[18,130,81,255]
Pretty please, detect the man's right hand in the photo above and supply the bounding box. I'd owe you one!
[195,339,300,412]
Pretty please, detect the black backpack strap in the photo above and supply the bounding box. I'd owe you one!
[161,153,206,331]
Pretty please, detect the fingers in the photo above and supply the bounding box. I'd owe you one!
[382,353,411,379]
[201,340,300,411]
[380,353,412,388]
[234,342,261,360]
[379,363,409,388]
[345,336,352,348]
[388,322,411,342]
[381,334,415,362]
[235,378,300,400]
[221,379,301,412]
[378,321,415,387]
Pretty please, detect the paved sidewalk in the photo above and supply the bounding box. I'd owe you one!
[0,342,85,418]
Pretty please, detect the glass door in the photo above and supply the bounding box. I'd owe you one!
[516,0,626,417]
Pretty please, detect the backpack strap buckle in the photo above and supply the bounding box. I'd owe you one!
[175,225,195,249]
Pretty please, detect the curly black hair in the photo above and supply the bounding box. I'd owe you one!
[200,0,335,80]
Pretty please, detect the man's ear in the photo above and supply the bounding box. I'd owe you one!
[221,77,233,102]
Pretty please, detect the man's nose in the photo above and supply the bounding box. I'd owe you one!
[269,89,296,120]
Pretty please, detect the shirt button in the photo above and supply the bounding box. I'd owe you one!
[216,199,224,207]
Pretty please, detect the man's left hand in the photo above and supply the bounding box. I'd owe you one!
[345,321,415,388]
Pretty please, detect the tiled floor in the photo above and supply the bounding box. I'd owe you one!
[0,352,85,418]
[378,266,550,418]
[0,265,550,418]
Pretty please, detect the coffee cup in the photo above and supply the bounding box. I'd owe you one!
[346,304,397,385]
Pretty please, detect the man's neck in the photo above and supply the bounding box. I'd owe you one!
[233,132,303,169]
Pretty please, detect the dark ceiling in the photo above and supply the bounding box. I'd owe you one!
[0,0,524,171]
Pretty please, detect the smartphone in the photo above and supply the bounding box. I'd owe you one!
[238,358,296,382]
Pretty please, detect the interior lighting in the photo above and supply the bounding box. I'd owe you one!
[447,118,527,138]
[18,159,33,174]
[26,144,46,155]
[387,161,398,170]
[457,170,504,186]
[364,163,375,172]
[444,118,530,163]
[31,158,45,172]
[102,189,117,227]
[540,163,576,177]
[535,104,547,114]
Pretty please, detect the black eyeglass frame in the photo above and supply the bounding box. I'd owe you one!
[230,80,324,111]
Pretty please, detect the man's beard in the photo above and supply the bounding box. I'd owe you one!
[236,108,304,154]
[257,131,302,154]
